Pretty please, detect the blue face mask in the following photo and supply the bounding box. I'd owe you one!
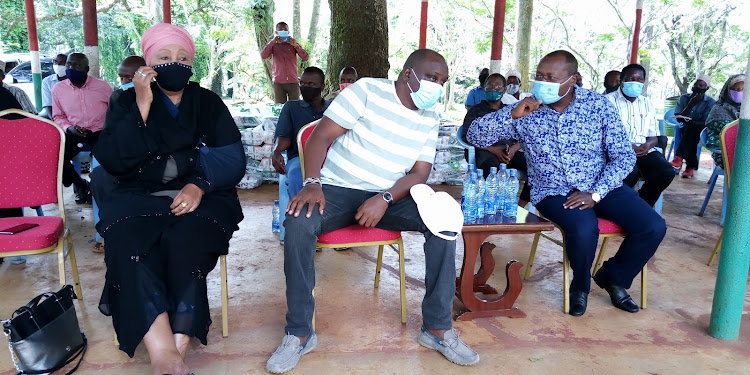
[121,82,134,91]
[277,30,289,37]
[622,82,644,98]
[532,75,573,104]
[485,91,503,102]
[407,68,444,109]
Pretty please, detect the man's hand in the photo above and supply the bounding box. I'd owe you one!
[271,36,282,44]
[355,195,389,227]
[272,150,287,174]
[499,143,520,164]
[288,184,325,218]
[170,183,205,216]
[632,143,649,157]
[66,125,86,137]
[563,191,596,210]
[289,37,300,48]
[510,97,543,119]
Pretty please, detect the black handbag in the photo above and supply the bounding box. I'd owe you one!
[2,285,87,375]
[197,138,246,192]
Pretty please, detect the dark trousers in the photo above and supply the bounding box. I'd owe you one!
[63,131,100,187]
[474,149,532,203]
[675,122,705,169]
[283,185,456,336]
[623,151,675,207]
[535,186,666,293]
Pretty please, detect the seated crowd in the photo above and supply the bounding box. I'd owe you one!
[1,18,745,375]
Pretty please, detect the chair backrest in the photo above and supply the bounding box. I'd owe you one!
[0,109,65,211]
[720,120,739,186]
[663,108,678,127]
[297,120,322,179]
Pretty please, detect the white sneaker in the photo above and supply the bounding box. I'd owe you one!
[418,326,479,366]
[266,332,317,373]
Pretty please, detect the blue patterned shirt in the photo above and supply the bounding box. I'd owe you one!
[467,87,635,204]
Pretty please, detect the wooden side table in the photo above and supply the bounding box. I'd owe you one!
[455,208,554,321]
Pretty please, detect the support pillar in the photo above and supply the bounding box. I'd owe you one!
[83,0,100,78]
[419,0,428,49]
[23,0,42,111]
[629,0,643,63]
[163,0,171,24]
[490,0,506,74]
[709,47,750,339]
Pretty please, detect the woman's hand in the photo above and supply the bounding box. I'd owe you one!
[171,183,205,216]
[134,66,157,122]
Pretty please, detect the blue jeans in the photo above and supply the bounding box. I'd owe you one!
[283,185,456,336]
[285,157,303,198]
[535,186,666,293]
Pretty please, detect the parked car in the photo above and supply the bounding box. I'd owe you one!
[2,55,55,108]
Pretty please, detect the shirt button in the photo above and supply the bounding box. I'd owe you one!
[156,156,161,160]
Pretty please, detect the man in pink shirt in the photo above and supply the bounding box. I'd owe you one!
[260,21,309,104]
[52,52,113,203]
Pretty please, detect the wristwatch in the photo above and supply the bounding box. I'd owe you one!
[382,191,394,206]
[590,192,601,203]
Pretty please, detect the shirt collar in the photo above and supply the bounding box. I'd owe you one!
[614,87,642,103]
[65,75,91,89]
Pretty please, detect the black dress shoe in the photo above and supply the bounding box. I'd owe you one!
[75,180,91,204]
[569,289,588,316]
[593,269,639,313]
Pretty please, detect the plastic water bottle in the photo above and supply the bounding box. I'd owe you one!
[485,167,499,224]
[496,164,508,217]
[475,169,485,224]
[461,163,475,208]
[504,169,520,218]
[272,200,281,233]
[462,171,478,224]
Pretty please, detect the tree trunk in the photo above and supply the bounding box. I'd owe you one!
[293,0,301,38]
[515,0,533,92]
[307,0,322,59]
[250,0,276,97]
[326,0,389,93]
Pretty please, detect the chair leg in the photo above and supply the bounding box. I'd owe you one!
[397,238,406,324]
[220,255,228,338]
[374,245,384,288]
[525,232,542,280]
[66,231,83,300]
[563,249,570,314]
[593,237,611,275]
[57,238,66,288]
[699,170,719,216]
[641,265,647,309]
[707,232,723,266]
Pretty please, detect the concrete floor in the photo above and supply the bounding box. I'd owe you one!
[2,151,749,375]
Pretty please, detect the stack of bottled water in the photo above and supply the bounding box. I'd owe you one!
[461,165,520,224]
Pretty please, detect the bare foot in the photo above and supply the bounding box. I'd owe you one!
[151,353,191,375]
[175,334,190,360]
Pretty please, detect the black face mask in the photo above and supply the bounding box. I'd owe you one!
[300,86,322,102]
[605,84,619,94]
[153,62,193,92]
[65,69,88,87]
[692,86,708,95]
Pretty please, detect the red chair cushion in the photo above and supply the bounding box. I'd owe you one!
[597,218,624,235]
[317,224,401,245]
[0,217,64,252]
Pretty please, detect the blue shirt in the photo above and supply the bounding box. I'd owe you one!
[674,93,716,123]
[467,87,635,204]
[465,86,485,107]
[275,99,331,160]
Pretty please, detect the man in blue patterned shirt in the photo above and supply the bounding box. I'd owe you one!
[468,50,666,317]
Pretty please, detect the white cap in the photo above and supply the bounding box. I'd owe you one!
[410,184,463,241]
[506,69,522,80]
[696,73,711,86]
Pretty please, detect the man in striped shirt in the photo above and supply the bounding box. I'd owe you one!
[606,64,674,207]
[266,49,479,374]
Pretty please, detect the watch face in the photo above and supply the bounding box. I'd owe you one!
[383,192,393,202]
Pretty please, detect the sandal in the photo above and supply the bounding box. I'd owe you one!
[92,241,105,254]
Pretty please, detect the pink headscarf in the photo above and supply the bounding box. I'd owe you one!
[141,23,196,65]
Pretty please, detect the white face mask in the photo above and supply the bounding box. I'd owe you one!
[506,84,520,95]
[53,64,66,77]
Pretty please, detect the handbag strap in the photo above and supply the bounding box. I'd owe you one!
[18,333,87,375]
